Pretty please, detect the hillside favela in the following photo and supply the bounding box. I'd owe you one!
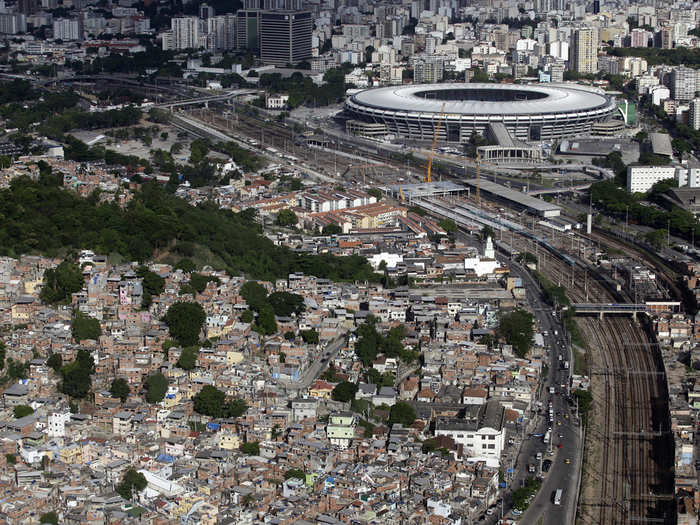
[1,0,700,523]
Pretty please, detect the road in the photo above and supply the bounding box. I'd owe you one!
[501,260,583,525]
[289,335,345,390]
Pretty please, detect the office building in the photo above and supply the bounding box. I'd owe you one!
[52,17,80,40]
[0,12,26,34]
[199,2,214,19]
[592,0,599,14]
[235,9,260,51]
[17,0,37,15]
[259,10,312,66]
[690,98,700,131]
[171,16,199,50]
[413,56,444,83]
[629,28,649,48]
[207,15,236,51]
[671,67,697,102]
[626,166,677,193]
[570,27,598,74]
[660,25,673,49]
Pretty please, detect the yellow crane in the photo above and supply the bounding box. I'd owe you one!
[426,102,446,183]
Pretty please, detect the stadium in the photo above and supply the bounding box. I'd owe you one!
[343,83,619,143]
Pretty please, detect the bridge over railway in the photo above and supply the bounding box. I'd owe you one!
[572,303,648,319]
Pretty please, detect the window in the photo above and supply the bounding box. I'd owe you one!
[489,435,496,440]
[488,444,495,449]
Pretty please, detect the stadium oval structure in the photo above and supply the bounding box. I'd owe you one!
[344,83,618,142]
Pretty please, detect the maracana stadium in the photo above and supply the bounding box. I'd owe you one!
[343,83,618,142]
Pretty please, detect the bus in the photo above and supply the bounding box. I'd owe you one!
[554,489,563,505]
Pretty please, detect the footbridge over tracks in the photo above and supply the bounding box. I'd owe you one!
[572,303,648,319]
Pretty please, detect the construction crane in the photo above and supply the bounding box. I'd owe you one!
[425,102,446,183]
[476,149,481,206]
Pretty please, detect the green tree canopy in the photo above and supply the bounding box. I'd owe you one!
[39,512,59,525]
[253,304,277,335]
[438,218,457,233]
[145,372,168,403]
[240,441,260,456]
[59,349,94,399]
[46,352,62,372]
[164,302,206,346]
[267,291,305,317]
[71,312,102,342]
[176,345,199,370]
[497,308,534,358]
[193,384,249,418]
[40,261,83,304]
[285,468,305,480]
[322,223,342,235]
[116,468,147,500]
[301,329,319,344]
[13,405,33,418]
[277,209,298,227]
[240,281,268,311]
[389,401,416,426]
[332,381,358,402]
[110,377,130,402]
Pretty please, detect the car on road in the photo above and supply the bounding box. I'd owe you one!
[543,459,552,472]
[565,458,571,464]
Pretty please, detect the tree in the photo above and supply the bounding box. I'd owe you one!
[110,378,130,402]
[240,441,260,456]
[285,468,305,480]
[188,273,219,293]
[332,381,358,402]
[497,308,534,358]
[176,345,199,370]
[284,331,295,341]
[253,304,277,335]
[193,385,226,417]
[164,302,206,346]
[367,188,382,201]
[276,209,298,227]
[241,310,254,323]
[0,341,5,370]
[40,261,83,304]
[71,312,102,342]
[46,352,62,372]
[389,401,416,426]
[59,349,94,399]
[322,223,342,235]
[39,512,59,525]
[300,329,319,344]
[13,405,33,418]
[145,372,168,403]
[438,218,457,233]
[267,291,305,317]
[136,266,165,308]
[116,468,147,500]
[240,281,268,311]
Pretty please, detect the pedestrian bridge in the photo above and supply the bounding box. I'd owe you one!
[572,303,648,319]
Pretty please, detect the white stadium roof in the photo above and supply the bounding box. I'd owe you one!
[349,83,612,116]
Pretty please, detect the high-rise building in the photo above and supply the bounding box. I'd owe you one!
[17,0,37,15]
[592,0,599,14]
[413,56,444,83]
[550,62,564,82]
[235,9,260,51]
[207,15,236,51]
[570,27,598,74]
[52,17,80,40]
[660,25,673,49]
[199,3,214,19]
[0,13,25,34]
[259,10,312,66]
[689,98,700,130]
[629,28,649,48]
[171,16,199,50]
[672,67,697,102]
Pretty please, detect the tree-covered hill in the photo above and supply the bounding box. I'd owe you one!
[0,177,376,282]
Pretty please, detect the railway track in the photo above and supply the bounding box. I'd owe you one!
[539,246,673,524]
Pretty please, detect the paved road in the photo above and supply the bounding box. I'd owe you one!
[502,261,583,525]
[290,335,346,390]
